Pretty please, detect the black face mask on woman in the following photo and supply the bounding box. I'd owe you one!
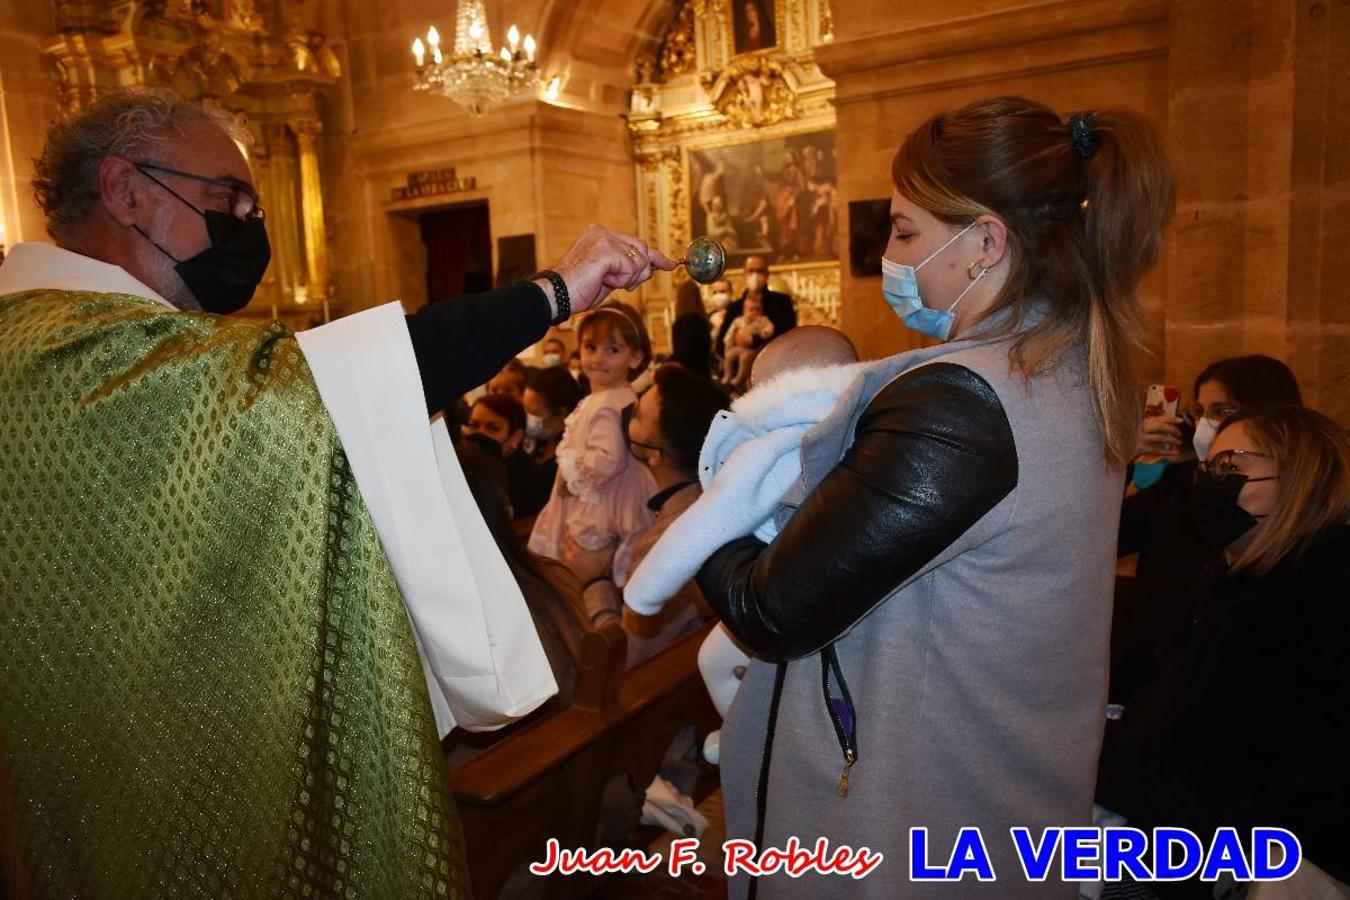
[1188,469,1268,550]
[133,166,272,315]
[460,432,505,459]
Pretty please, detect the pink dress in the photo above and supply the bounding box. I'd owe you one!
[527,385,657,586]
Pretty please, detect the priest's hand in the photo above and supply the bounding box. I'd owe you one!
[537,225,678,318]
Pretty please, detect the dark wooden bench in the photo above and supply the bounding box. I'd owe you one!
[447,620,720,899]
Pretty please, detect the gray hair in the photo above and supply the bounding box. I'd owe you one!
[32,87,245,240]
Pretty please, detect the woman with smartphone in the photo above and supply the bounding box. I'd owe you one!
[1113,355,1303,702]
[1131,354,1302,470]
[693,97,1175,899]
[1099,405,1350,898]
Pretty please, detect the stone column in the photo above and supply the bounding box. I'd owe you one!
[261,121,302,306]
[293,116,331,307]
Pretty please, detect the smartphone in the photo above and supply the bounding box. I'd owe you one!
[1144,383,1180,419]
[1177,409,1196,449]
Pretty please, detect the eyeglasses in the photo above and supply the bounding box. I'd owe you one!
[135,162,265,222]
[1186,403,1239,424]
[1196,449,1278,481]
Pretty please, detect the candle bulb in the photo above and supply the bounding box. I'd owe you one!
[507,25,520,52]
[500,47,511,62]
[523,34,536,64]
[427,25,440,49]
[412,37,425,67]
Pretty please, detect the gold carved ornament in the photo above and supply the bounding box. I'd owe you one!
[655,0,699,81]
[701,57,798,129]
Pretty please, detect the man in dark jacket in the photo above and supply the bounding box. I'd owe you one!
[714,254,796,351]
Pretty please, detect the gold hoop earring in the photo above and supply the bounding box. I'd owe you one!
[967,260,985,281]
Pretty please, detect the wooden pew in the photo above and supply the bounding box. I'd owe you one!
[447,621,720,899]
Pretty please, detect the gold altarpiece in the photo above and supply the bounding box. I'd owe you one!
[41,0,339,327]
[629,0,837,352]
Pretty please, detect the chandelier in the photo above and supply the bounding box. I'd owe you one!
[411,0,539,115]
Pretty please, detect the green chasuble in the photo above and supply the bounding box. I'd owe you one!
[0,290,467,898]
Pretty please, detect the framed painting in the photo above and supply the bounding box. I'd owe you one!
[731,0,778,54]
[688,130,837,267]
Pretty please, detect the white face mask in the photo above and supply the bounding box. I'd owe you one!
[525,413,555,441]
[541,352,563,368]
[711,291,731,309]
[1192,417,1221,460]
[744,273,766,293]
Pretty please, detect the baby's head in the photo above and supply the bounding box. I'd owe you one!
[743,294,765,319]
[750,326,858,387]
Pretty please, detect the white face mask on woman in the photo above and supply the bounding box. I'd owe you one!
[1192,416,1221,460]
[525,413,556,441]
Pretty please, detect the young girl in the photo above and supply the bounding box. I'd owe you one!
[528,302,657,588]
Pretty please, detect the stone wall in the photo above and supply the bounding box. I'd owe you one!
[1165,0,1349,423]
[818,0,1348,423]
[319,0,646,317]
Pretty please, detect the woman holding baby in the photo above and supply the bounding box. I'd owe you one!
[695,98,1175,899]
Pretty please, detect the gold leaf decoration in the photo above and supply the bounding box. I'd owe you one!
[702,56,798,129]
[656,0,698,81]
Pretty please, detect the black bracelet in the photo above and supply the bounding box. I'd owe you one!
[531,269,570,325]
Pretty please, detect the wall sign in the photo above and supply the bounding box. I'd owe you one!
[392,168,478,201]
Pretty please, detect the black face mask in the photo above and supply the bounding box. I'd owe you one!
[461,431,504,459]
[135,177,271,315]
[175,211,271,314]
[621,402,659,463]
[1188,470,1265,551]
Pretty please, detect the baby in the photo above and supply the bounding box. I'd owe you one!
[720,293,776,388]
[624,326,862,763]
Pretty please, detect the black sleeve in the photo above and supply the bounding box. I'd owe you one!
[1117,460,1195,557]
[772,293,796,333]
[695,362,1017,660]
[405,282,552,414]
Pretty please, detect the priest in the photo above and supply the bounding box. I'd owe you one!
[0,86,673,899]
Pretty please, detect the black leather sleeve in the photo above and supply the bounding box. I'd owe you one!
[405,281,552,414]
[695,362,1018,660]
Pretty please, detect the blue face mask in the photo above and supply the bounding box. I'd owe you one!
[1131,459,1169,492]
[881,222,987,341]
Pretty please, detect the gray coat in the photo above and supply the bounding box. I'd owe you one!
[718,334,1123,898]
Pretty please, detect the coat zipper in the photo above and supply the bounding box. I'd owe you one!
[820,644,858,798]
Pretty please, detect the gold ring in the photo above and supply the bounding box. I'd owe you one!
[624,246,639,258]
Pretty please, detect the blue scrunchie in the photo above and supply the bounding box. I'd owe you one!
[1068,112,1098,158]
